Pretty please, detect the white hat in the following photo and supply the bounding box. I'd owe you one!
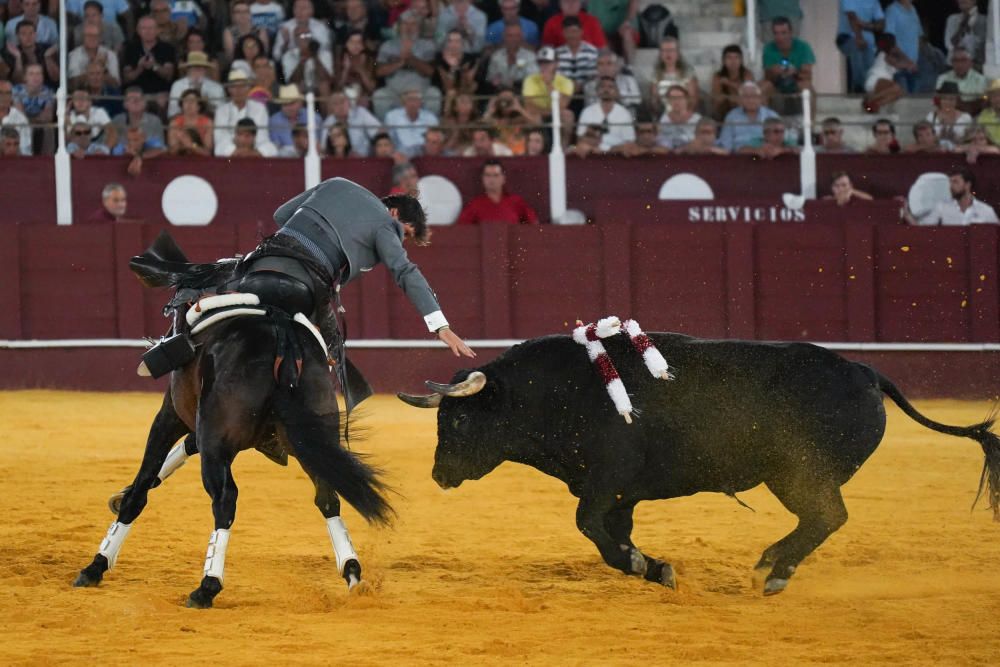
[276,84,304,103]
[537,46,556,63]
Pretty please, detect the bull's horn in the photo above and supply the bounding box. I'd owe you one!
[425,371,487,397]
[396,392,442,409]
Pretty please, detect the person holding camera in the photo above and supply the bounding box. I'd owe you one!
[282,25,333,97]
[483,88,539,154]
[759,16,814,115]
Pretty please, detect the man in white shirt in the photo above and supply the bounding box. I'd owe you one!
[576,76,635,152]
[384,88,438,156]
[272,0,331,61]
[68,21,120,87]
[167,51,225,117]
[323,90,382,156]
[214,70,276,156]
[907,169,999,226]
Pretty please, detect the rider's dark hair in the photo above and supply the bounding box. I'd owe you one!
[382,194,429,245]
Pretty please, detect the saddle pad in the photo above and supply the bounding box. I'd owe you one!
[186,293,262,326]
[190,307,268,335]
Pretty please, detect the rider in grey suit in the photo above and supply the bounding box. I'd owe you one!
[269,177,475,358]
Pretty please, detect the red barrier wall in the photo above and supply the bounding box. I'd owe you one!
[2,221,998,342]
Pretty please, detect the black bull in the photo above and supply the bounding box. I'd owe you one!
[399,333,1000,595]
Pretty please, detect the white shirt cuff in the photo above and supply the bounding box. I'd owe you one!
[424,310,449,333]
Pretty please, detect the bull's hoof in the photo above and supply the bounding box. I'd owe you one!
[108,485,133,515]
[643,559,676,589]
[763,577,789,596]
[659,563,676,589]
[186,576,222,609]
[751,564,771,591]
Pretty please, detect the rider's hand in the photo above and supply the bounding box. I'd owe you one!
[438,327,476,358]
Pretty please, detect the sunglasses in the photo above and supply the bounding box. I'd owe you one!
[73,130,90,136]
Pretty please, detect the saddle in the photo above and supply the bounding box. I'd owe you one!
[132,231,373,409]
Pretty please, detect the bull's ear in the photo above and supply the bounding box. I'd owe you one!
[426,371,487,397]
[397,392,442,409]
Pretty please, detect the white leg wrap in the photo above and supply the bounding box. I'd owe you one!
[157,443,190,482]
[202,529,231,584]
[326,517,358,575]
[97,521,132,569]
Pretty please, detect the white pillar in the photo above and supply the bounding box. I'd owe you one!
[746,0,758,68]
[801,90,816,200]
[55,0,72,225]
[548,90,567,223]
[304,92,321,189]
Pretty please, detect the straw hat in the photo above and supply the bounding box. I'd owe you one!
[276,84,304,104]
[226,69,251,85]
[180,51,211,70]
[987,79,1000,94]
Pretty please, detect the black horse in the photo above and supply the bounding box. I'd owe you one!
[74,235,393,608]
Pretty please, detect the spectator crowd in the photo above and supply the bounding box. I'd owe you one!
[0,0,996,173]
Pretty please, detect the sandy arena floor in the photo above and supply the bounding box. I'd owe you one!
[1,391,999,665]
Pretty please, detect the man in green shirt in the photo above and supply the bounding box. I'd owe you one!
[587,0,638,62]
[761,16,814,113]
[977,80,1000,145]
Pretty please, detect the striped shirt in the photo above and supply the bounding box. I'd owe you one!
[555,41,599,86]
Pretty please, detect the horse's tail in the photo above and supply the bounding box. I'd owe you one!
[877,372,1000,520]
[271,327,395,527]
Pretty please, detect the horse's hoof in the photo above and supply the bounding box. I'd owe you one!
[73,571,101,588]
[348,578,373,596]
[185,593,214,609]
[186,576,222,608]
[108,485,132,515]
[763,577,789,596]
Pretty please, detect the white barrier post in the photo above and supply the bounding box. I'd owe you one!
[548,90,567,223]
[304,91,321,189]
[746,0,758,68]
[54,0,72,225]
[801,89,816,200]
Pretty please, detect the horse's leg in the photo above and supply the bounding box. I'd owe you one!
[74,390,189,588]
[186,444,239,609]
[312,475,364,591]
[109,434,198,514]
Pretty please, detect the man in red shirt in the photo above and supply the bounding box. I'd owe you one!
[541,0,607,48]
[456,159,541,225]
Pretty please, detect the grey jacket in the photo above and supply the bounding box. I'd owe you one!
[273,177,447,332]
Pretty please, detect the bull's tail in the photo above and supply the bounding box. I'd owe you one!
[271,325,394,527]
[878,373,1000,520]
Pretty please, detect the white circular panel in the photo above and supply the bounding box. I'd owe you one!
[417,175,463,226]
[658,173,715,201]
[907,172,950,219]
[161,175,219,226]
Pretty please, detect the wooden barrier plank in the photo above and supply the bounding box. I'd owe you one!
[967,225,1000,343]
[844,222,877,341]
[726,224,756,338]
[0,226,22,338]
